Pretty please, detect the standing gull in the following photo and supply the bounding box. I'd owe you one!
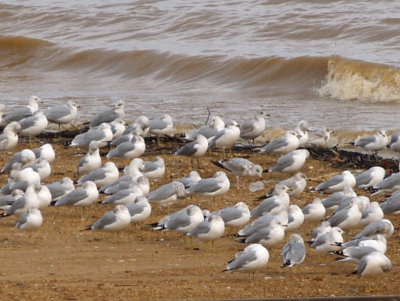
[186,214,225,248]
[354,130,388,155]
[44,100,79,131]
[185,116,225,141]
[149,114,174,144]
[175,134,208,168]
[19,111,48,139]
[260,130,300,154]
[87,204,131,231]
[89,100,125,128]
[268,149,309,173]
[208,120,240,156]
[2,95,42,123]
[281,234,306,268]
[223,244,269,274]
[239,111,266,143]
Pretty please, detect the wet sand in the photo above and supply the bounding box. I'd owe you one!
[0,135,399,300]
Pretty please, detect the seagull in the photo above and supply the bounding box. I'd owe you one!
[372,171,400,196]
[71,123,113,148]
[310,227,344,253]
[0,185,40,217]
[89,100,125,128]
[309,221,332,244]
[238,218,286,248]
[125,196,152,224]
[149,114,174,144]
[239,111,266,143]
[354,130,388,155]
[147,181,186,207]
[124,115,150,137]
[46,177,75,203]
[101,176,149,196]
[186,214,225,248]
[355,166,385,189]
[106,134,145,159]
[315,170,356,193]
[208,120,240,156]
[2,95,42,123]
[44,100,79,131]
[55,181,99,207]
[87,204,131,231]
[293,120,309,147]
[251,184,290,218]
[23,158,51,180]
[327,197,363,230]
[32,143,55,163]
[109,118,126,139]
[0,189,24,210]
[185,116,225,141]
[77,141,102,175]
[238,212,287,238]
[175,134,208,168]
[123,158,145,179]
[334,237,387,264]
[153,204,203,233]
[268,149,309,173]
[302,198,326,222]
[77,162,119,188]
[0,122,21,152]
[281,234,306,268]
[9,163,41,187]
[143,156,165,179]
[388,131,400,152]
[307,127,333,148]
[360,202,384,225]
[215,202,250,228]
[211,158,262,188]
[354,219,394,239]
[175,170,202,188]
[353,252,392,277]
[273,172,307,196]
[101,185,143,205]
[380,190,400,214]
[19,111,48,139]
[321,185,357,210]
[185,171,230,198]
[260,130,300,154]
[286,205,304,231]
[1,148,36,174]
[0,104,6,124]
[15,207,43,230]
[36,184,52,209]
[223,243,269,273]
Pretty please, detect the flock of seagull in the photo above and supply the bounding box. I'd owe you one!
[0,96,399,279]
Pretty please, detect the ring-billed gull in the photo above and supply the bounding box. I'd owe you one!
[147,181,186,207]
[239,111,266,143]
[149,114,174,145]
[3,95,42,123]
[208,120,240,156]
[281,234,306,268]
[372,171,400,196]
[37,184,52,209]
[307,128,333,148]
[286,205,304,231]
[352,251,392,277]
[0,104,6,124]
[175,170,201,188]
[354,130,388,155]
[87,204,131,231]
[89,100,125,128]
[10,163,41,187]
[186,214,225,248]
[380,191,400,214]
[0,122,21,152]
[215,201,250,228]
[101,176,149,196]
[77,162,119,188]
[315,170,356,193]
[101,185,143,205]
[302,198,326,222]
[0,185,40,217]
[354,219,394,239]
[153,204,203,233]
[0,189,24,210]
[237,218,286,248]
[185,116,225,141]
[355,166,385,189]
[23,158,51,180]
[327,197,362,230]
[223,243,269,273]
[360,202,384,225]
[294,120,309,147]
[260,130,300,154]
[310,227,344,253]
[19,111,48,138]
[124,115,150,137]
[334,238,387,264]
[71,123,113,148]
[33,143,55,163]
[270,172,307,197]
[309,221,332,244]
[15,207,43,230]
[1,148,36,174]
[185,171,230,198]
[211,158,262,188]
[106,134,145,159]
[251,184,290,218]
[321,185,356,210]
[175,134,208,168]
[78,141,102,175]
[388,131,400,152]
[44,100,79,131]
[125,196,151,224]
[109,118,126,139]
[46,177,74,203]
[123,158,145,179]
[55,181,98,207]
[268,149,309,173]
[143,156,165,179]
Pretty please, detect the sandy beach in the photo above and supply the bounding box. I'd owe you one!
[0,133,398,300]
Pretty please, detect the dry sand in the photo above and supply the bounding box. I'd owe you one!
[0,136,399,300]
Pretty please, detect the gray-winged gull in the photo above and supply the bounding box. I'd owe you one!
[281,233,306,267]
[15,207,43,230]
[89,100,125,128]
[87,204,131,231]
[223,243,269,273]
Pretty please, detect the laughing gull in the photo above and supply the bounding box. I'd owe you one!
[16,207,43,230]
[2,95,42,123]
[106,134,145,159]
[78,141,101,175]
[208,120,240,155]
[1,148,36,174]
[281,234,306,268]
[153,204,203,233]
[0,122,21,152]
[354,129,388,155]
[44,100,79,130]
[260,130,300,154]
[175,134,208,168]
[147,181,186,207]
[223,243,269,273]
[353,252,392,277]
[185,171,230,198]
[55,181,98,207]
[87,204,131,231]
[211,158,262,188]
[71,122,113,148]
[315,170,356,193]
[77,162,119,188]
[19,111,48,138]
[33,143,55,163]
[355,166,385,189]
[89,100,125,128]
[268,149,309,173]
[185,116,225,141]
[239,111,266,143]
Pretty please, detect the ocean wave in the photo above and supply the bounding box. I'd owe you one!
[317,56,400,103]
